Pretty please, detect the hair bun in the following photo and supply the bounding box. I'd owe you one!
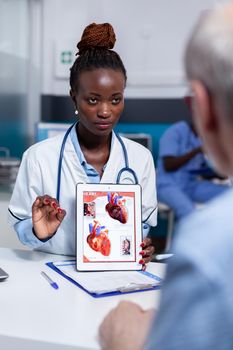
[76,23,116,55]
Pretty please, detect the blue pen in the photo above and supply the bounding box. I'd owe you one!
[41,271,59,290]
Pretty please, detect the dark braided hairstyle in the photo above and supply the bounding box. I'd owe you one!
[70,23,127,92]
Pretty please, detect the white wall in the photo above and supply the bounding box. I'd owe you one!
[0,0,28,95]
[0,0,42,141]
[41,0,228,98]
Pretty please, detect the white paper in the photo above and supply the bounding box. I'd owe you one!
[53,260,162,294]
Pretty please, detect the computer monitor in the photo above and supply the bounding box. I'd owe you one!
[36,123,153,152]
[119,133,152,151]
[36,122,71,142]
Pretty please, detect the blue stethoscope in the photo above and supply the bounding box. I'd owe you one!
[56,122,139,203]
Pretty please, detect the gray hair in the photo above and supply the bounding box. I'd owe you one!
[184,4,233,121]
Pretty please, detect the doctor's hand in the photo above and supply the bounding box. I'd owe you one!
[32,195,66,240]
[99,301,155,350]
[139,237,155,270]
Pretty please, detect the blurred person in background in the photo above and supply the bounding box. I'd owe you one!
[156,113,228,220]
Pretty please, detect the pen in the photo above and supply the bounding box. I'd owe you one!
[41,271,59,290]
[155,253,174,261]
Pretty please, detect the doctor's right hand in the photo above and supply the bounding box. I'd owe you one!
[32,195,66,240]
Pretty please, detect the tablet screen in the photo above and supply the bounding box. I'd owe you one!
[76,183,142,271]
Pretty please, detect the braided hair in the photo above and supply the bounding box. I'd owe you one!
[70,23,127,92]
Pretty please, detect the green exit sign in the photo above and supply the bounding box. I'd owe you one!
[60,51,73,64]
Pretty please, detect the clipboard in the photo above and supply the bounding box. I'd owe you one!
[46,260,162,298]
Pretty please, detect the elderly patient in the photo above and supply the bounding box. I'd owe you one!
[99,3,233,350]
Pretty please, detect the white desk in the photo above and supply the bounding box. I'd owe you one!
[0,248,166,350]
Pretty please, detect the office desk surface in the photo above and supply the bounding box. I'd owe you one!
[0,248,166,350]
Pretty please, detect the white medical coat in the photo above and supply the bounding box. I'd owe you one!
[8,131,157,255]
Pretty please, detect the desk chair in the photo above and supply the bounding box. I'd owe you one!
[158,202,175,252]
[158,201,207,252]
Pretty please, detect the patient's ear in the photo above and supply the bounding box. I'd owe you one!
[191,80,217,133]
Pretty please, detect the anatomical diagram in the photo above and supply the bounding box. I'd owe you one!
[105,192,128,224]
[87,220,111,256]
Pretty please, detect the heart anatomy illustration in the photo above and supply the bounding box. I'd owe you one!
[105,192,128,224]
[87,220,111,256]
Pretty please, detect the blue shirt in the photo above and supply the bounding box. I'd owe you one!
[157,121,205,190]
[70,124,114,183]
[146,187,233,350]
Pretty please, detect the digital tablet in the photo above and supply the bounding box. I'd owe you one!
[76,183,142,271]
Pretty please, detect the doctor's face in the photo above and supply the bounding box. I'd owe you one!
[72,68,125,137]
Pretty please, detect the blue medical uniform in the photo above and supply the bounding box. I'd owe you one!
[156,121,227,218]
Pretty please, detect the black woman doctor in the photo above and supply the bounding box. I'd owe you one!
[8,23,157,268]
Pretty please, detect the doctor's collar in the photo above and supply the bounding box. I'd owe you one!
[69,123,116,167]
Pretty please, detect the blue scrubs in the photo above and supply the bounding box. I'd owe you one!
[156,121,228,218]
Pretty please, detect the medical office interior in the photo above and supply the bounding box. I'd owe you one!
[0,0,226,251]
